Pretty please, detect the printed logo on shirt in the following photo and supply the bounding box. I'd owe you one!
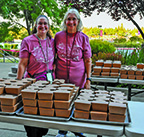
[57,43,82,61]
[33,44,54,63]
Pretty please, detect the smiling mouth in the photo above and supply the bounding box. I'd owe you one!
[68,24,76,27]
[39,28,47,30]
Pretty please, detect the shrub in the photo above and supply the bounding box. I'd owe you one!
[113,38,127,43]
[12,52,19,57]
[125,49,139,65]
[114,41,141,48]
[138,48,144,63]
[3,43,19,49]
[0,44,3,48]
[4,43,11,49]
[0,51,3,57]
[90,39,116,55]
[0,43,19,57]
[11,44,18,49]
[129,36,143,42]
[92,52,125,64]
[117,48,144,65]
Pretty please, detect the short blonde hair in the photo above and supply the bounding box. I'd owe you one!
[61,8,83,31]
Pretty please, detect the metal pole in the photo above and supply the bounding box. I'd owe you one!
[128,84,131,101]
[3,50,5,63]
[98,25,102,39]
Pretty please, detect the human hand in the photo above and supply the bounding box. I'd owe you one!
[84,80,91,89]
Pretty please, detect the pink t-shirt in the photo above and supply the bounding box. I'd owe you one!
[54,31,91,88]
[19,34,55,78]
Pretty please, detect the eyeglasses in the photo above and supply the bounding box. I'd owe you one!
[38,22,48,25]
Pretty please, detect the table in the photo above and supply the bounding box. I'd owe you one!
[125,101,144,137]
[0,114,124,137]
[91,77,144,101]
[91,77,119,90]
[119,79,144,101]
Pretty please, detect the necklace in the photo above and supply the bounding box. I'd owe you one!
[35,34,51,71]
[66,31,78,83]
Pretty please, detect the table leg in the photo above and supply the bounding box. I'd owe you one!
[104,83,107,90]
[128,84,131,101]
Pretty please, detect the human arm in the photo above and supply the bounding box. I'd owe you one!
[81,33,92,89]
[16,58,28,80]
[84,57,92,89]
[53,34,58,74]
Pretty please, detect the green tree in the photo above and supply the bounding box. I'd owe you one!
[116,24,127,37]
[129,28,139,36]
[0,0,68,37]
[0,22,21,42]
[18,28,29,40]
[0,22,11,42]
[83,27,91,37]
[62,0,144,39]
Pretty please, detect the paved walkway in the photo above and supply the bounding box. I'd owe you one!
[0,63,144,137]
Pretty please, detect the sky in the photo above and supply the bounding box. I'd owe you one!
[0,11,144,30]
[80,11,144,30]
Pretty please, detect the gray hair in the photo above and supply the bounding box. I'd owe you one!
[61,8,83,31]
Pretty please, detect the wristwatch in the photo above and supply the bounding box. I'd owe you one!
[86,78,91,81]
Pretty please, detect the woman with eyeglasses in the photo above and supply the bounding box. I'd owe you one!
[17,14,55,82]
[17,15,55,137]
[54,8,92,137]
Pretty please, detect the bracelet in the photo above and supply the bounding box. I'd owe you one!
[86,78,91,82]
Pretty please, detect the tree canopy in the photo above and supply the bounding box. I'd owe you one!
[0,0,68,41]
[61,0,144,39]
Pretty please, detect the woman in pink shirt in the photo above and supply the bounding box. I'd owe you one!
[55,8,92,89]
[17,15,55,137]
[17,15,55,81]
[54,8,92,137]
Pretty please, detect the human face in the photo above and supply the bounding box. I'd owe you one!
[36,17,49,36]
[66,13,79,33]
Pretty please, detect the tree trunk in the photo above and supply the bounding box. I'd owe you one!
[121,3,144,40]
[125,11,144,40]
[24,10,31,35]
